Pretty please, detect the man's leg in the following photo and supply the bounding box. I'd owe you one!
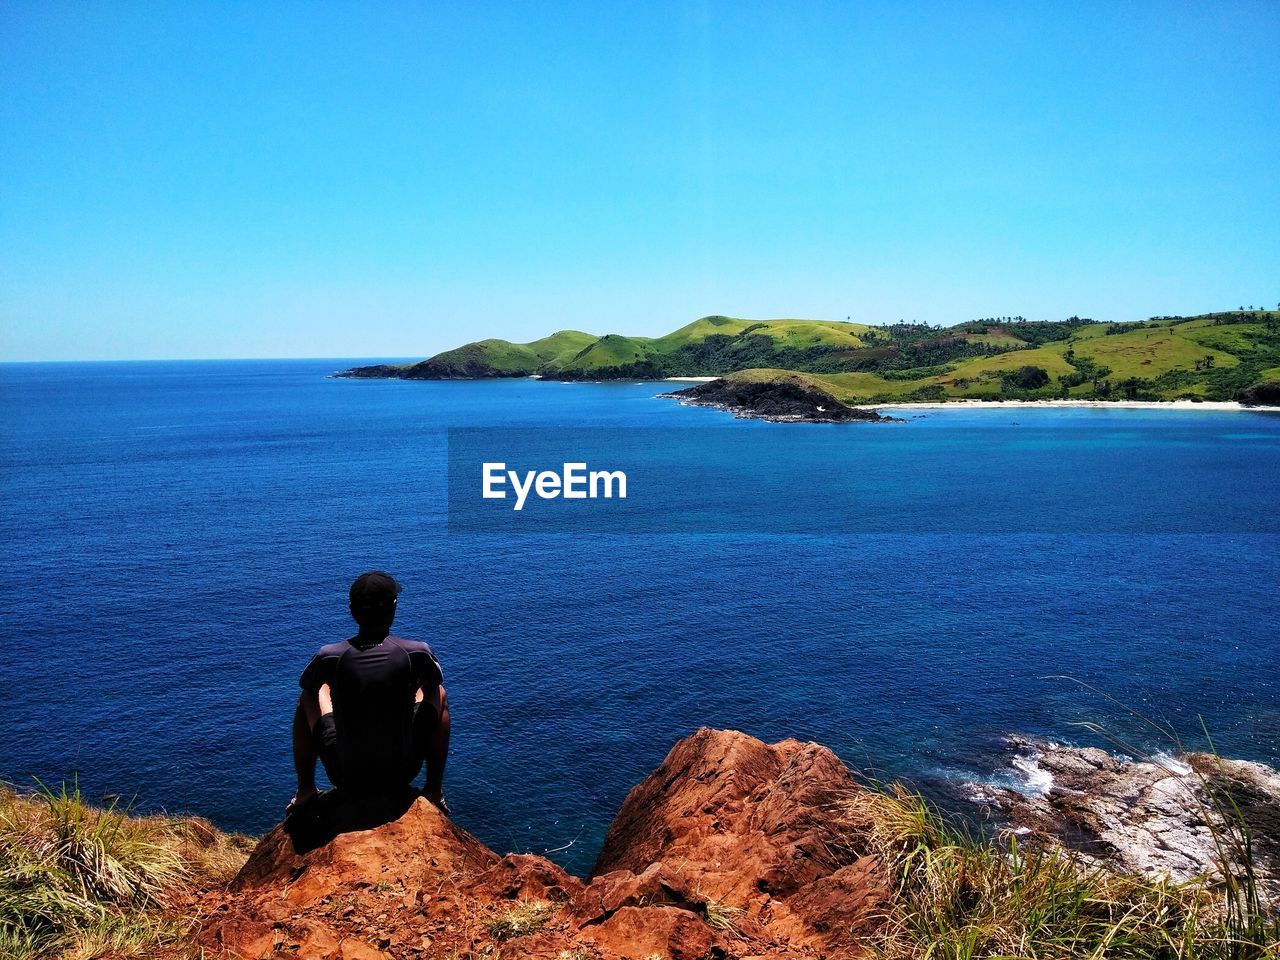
[289,685,333,811]
[414,684,450,810]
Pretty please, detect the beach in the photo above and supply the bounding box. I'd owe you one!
[865,399,1280,412]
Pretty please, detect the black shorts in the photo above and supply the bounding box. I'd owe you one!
[312,701,437,791]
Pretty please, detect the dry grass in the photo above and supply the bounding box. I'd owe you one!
[845,781,1279,959]
[0,781,252,959]
[483,898,556,940]
[701,897,743,934]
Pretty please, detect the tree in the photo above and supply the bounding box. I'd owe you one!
[1005,365,1050,389]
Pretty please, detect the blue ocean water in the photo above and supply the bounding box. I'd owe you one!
[1,359,1277,876]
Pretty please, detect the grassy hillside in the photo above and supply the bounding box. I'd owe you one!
[338,311,1280,402]
[338,315,881,381]
[716,311,1280,403]
[399,329,598,378]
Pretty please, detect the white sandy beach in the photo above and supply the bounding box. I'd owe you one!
[663,376,720,382]
[863,399,1280,412]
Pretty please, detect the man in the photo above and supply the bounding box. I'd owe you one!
[289,571,450,812]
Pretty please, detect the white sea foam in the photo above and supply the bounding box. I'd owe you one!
[1009,751,1054,797]
[1151,751,1193,776]
[935,754,1053,802]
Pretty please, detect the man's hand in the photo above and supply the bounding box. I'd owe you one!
[286,784,318,814]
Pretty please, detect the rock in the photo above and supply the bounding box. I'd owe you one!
[580,904,716,960]
[331,364,407,379]
[972,737,1280,901]
[661,377,889,423]
[229,788,498,903]
[199,728,888,959]
[594,730,865,899]
[334,358,527,380]
[337,939,390,960]
[1239,380,1280,406]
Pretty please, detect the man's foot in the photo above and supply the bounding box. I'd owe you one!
[424,788,449,815]
[286,785,318,814]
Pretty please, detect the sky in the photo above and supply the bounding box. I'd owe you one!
[1,2,1278,361]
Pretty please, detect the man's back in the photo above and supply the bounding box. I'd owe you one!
[301,635,443,790]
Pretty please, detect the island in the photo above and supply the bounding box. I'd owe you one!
[337,310,1280,420]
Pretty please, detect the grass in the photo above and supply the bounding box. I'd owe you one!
[701,898,743,934]
[563,333,660,370]
[0,780,251,960]
[842,689,1280,960]
[558,316,872,373]
[847,784,1278,959]
[942,347,1077,387]
[650,316,871,350]
[420,329,599,375]
[483,898,557,939]
[1063,329,1238,379]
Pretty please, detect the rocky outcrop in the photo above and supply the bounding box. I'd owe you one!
[198,729,888,960]
[971,737,1280,899]
[196,730,1280,959]
[334,360,522,380]
[1238,380,1280,406]
[661,377,888,423]
[332,364,409,379]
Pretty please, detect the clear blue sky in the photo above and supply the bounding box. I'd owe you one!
[2,2,1277,361]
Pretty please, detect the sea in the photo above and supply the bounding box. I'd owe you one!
[2,359,1277,876]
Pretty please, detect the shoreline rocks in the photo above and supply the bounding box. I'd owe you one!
[661,377,890,423]
[968,737,1280,899]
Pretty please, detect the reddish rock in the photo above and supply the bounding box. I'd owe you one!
[581,904,717,960]
[471,852,586,904]
[198,728,887,959]
[593,729,865,904]
[779,858,890,953]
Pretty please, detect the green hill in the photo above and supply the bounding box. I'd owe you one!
[336,311,1280,402]
[397,329,598,378]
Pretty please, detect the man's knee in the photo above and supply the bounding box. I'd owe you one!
[414,685,448,740]
[418,684,447,718]
[296,687,329,729]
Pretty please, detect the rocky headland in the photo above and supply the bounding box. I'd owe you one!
[660,377,889,424]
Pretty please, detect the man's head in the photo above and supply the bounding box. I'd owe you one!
[349,570,402,632]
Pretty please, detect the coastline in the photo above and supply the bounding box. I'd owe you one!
[860,399,1280,412]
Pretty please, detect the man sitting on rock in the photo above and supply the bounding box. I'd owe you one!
[289,571,450,814]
